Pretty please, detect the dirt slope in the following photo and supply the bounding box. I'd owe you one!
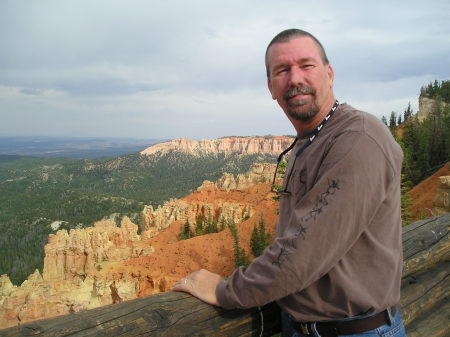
[407,162,450,219]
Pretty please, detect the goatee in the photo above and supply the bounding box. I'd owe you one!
[284,85,320,121]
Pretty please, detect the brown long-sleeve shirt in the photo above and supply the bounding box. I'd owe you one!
[216,103,403,322]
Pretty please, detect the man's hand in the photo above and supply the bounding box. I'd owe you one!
[172,269,224,307]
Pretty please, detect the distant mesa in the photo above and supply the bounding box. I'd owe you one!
[140,136,295,157]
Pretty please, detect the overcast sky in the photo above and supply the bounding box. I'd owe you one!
[1,0,449,140]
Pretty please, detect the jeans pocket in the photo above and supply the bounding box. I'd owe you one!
[379,321,406,337]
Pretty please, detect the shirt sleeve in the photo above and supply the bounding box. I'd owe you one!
[216,130,400,309]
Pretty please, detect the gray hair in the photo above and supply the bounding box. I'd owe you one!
[265,29,329,78]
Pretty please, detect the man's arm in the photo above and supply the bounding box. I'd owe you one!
[214,130,401,309]
[175,128,402,310]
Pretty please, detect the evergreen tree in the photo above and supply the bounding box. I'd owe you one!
[420,86,426,96]
[195,215,204,235]
[401,116,424,184]
[441,80,450,102]
[433,80,439,96]
[272,159,288,203]
[403,102,413,122]
[400,173,413,227]
[205,211,217,234]
[389,111,397,132]
[422,80,450,103]
[399,96,449,186]
[425,82,434,97]
[219,215,227,231]
[178,220,193,240]
[250,215,272,257]
[443,105,450,161]
[381,116,388,126]
[427,100,448,168]
[228,218,249,268]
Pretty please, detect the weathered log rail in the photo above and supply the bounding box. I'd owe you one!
[400,213,449,337]
[1,213,449,337]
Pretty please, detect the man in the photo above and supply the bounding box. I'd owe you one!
[173,29,406,337]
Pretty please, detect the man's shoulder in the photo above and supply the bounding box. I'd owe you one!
[336,103,395,140]
[336,103,381,128]
[333,102,402,162]
[337,103,403,172]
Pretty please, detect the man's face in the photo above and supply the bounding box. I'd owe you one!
[267,36,334,121]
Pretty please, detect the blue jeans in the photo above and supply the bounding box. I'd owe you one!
[282,308,406,337]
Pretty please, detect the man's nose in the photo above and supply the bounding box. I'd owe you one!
[288,67,305,87]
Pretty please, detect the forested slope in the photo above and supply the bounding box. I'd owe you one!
[0,152,276,284]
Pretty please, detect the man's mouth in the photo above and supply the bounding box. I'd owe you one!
[284,85,315,101]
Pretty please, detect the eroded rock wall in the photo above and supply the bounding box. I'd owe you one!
[0,218,152,328]
[140,136,294,157]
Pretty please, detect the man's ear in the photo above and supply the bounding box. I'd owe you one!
[327,64,334,87]
[267,77,276,100]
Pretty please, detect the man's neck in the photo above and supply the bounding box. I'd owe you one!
[292,96,336,136]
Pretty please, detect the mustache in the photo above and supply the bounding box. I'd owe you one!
[283,85,316,100]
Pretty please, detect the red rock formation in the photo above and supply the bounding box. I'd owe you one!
[140,163,276,233]
[0,164,279,329]
[0,218,150,328]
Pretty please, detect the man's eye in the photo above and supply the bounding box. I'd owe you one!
[276,68,288,75]
[302,64,314,69]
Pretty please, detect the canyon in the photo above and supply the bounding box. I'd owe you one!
[0,163,279,329]
[1,158,448,329]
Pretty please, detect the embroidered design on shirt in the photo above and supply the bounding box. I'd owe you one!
[272,247,290,267]
[272,179,340,266]
[303,179,341,222]
[294,168,308,197]
[294,223,308,240]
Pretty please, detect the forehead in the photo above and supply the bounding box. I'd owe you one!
[267,36,322,67]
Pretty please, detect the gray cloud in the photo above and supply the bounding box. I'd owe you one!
[0,0,449,139]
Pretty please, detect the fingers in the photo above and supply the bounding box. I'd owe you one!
[172,269,223,307]
[172,277,192,292]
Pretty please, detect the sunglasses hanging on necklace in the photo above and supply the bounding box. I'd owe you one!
[271,100,340,195]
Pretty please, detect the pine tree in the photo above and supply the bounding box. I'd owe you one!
[250,215,272,257]
[228,218,249,268]
[178,220,193,240]
[205,211,217,234]
[425,82,434,97]
[433,80,439,96]
[422,79,450,102]
[272,159,288,203]
[389,111,397,132]
[441,80,450,103]
[381,116,388,126]
[402,115,427,184]
[403,102,413,122]
[219,215,227,231]
[427,100,448,168]
[250,226,259,256]
[400,174,413,227]
[443,105,450,160]
[195,215,204,235]
[400,94,449,186]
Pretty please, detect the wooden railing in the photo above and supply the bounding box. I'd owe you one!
[1,213,449,337]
